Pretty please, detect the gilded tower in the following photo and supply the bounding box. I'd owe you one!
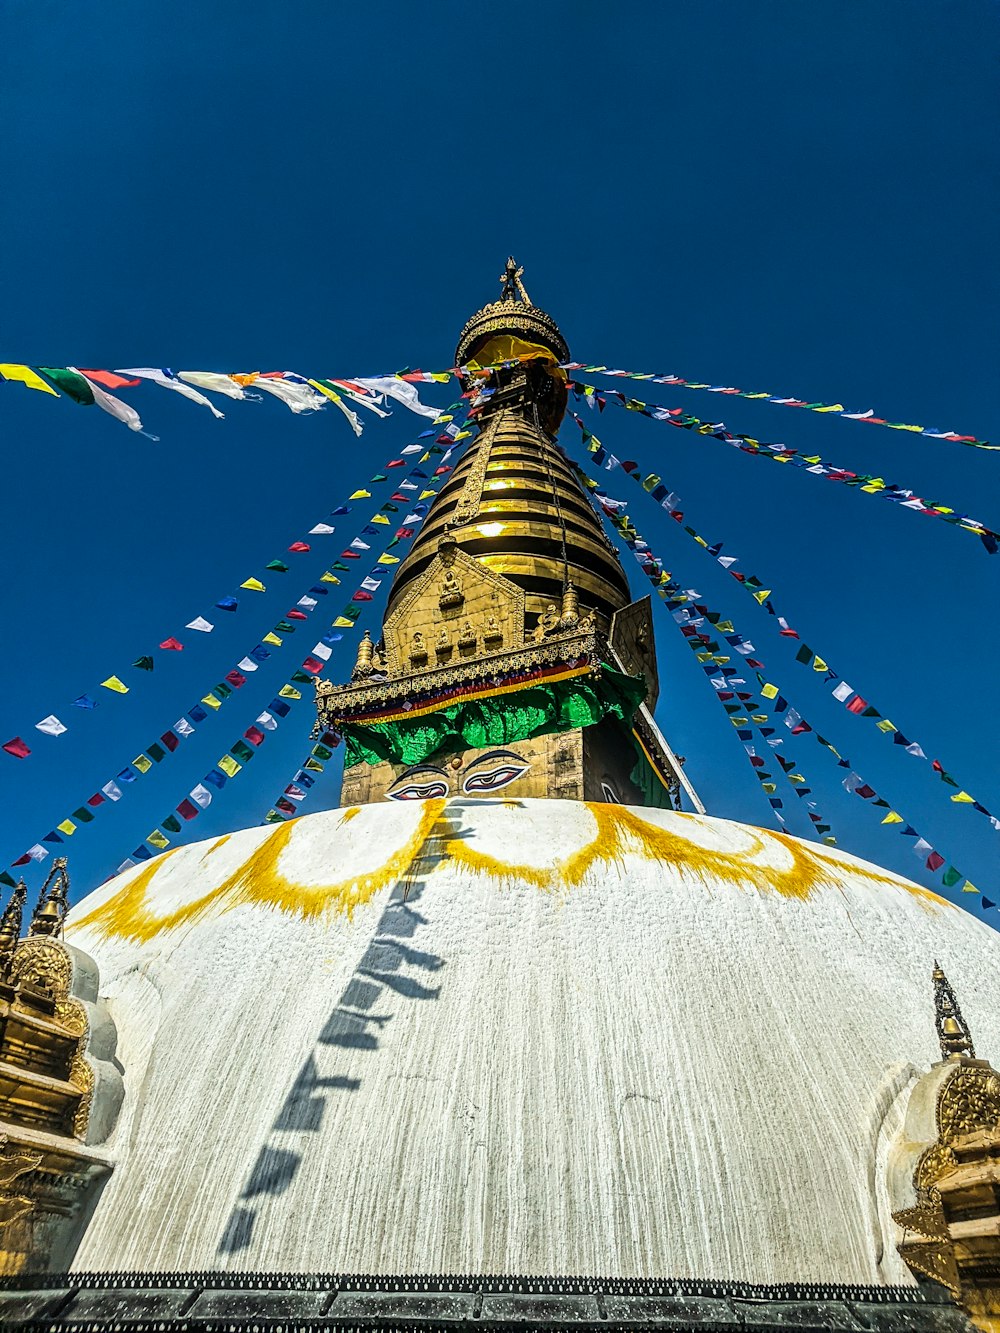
[316,262,694,809]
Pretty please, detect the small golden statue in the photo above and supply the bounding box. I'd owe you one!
[439,567,464,610]
[458,622,476,649]
[534,602,560,642]
[410,631,428,661]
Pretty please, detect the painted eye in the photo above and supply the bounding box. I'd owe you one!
[387,780,449,801]
[462,754,529,794]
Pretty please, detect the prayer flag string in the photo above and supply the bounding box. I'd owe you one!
[570,413,1000,838]
[1,411,468,762]
[565,444,987,907]
[5,438,465,877]
[568,384,1000,556]
[562,360,995,452]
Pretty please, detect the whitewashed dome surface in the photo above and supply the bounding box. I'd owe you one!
[64,798,1000,1283]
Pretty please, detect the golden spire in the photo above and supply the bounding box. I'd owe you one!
[932,961,976,1060]
[0,879,27,975]
[499,256,532,305]
[30,857,70,938]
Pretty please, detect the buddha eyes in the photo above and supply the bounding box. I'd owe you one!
[385,751,530,801]
[462,752,529,794]
[386,771,449,801]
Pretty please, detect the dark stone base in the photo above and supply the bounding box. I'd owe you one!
[0,1271,973,1331]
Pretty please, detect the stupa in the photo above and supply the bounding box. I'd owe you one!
[1,264,999,1331]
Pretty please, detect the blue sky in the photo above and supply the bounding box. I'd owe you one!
[1,1,997,919]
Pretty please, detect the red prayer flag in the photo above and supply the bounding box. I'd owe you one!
[340,550,361,559]
[3,737,31,759]
[926,851,946,873]
[244,726,265,747]
[301,656,325,674]
[846,695,869,715]
[12,852,31,866]
[352,590,374,602]
[160,637,184,651]
[86,792,105,808]
[855,784,876,799]
[276,797,296,815]
[434,465,452,475]
[225,670,247,688]
[932,759,944,773]
[395,527,414,539]
[288,541,311,553]
[79,369,141,389]
[287,610,307,621]
[160,730,180,753]
[177,799,199,821]
[390,493,408,501]
[386,459,405,468]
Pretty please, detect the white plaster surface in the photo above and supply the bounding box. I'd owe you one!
[64,798,1000,1282]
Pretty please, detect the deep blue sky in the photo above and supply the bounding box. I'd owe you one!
[1,2,997,919]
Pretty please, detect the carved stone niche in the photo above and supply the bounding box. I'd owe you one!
[0,936,124,1274]
[889,1057,1000,1331]
[381,548,525,677]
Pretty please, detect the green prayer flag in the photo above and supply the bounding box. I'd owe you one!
[381,503,399,513]
[266,559,289,573]
[795,645,812,665]
[38,366,95,404]
[146,743,167,764]
[342,605,361,621]
[132,655,154,671]
[231,740,254,763]
[942,867,962,888]
[265,810,286,823]
[0,870,17,889]
[162,814,182,834]
[332,561,349,571]
[369,473,388,483]
[304,757,325,772]
[312,744,333,761]
[72,806,95,824]
[213,682,233,700]
[275,621,295,633]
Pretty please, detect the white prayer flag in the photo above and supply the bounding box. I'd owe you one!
[255,375,326,414]
[186,616,214,632]
[178,371,250,401]
[352,375,441,419]
[190,784,213,809]
[832,682,854,703]
[309,523,335,535]
[35,714,67,736]
[297,596,318,610]
[401,444,422,455]
[117,367,225,418]
[73,368,146,434]
[174,717,195,738]
[311,642,332,661]
[256,711,278,731]
[350,538,370,551]
[237,657,259,673]
[101,780,123,802]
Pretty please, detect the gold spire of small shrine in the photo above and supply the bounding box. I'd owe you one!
[29,857,70,938]
[933,961,976,1060]
[0,880,26,975]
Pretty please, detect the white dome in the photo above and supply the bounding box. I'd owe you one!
[65,798,1000,1283]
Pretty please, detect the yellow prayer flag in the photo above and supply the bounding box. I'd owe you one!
[370,514,390,525]
[262,632,282,646]
[419,451,430,462]
[278,685,302,700]
[0,363,59,395]
[241,577,266,592]
[750,714,768,724]
[789,774,805,783]
[377,555,399,566]
[762,783,776,794]
[333,616,355,628]
[752,589,771,604]
[147,830,169,850]
[307,378,342,403]
[133,754,153,774]
[761,683,779,699]
[716,621,734,633]
[454,430,472,441]
[962,882,979,893]
[218,754,241,778]
[694,536,707,548]
[57,819,76,836]
[320,571,342,583]
[814,404,844,412]
[101,675,129,694]
[881,811,903,825]
[812,657,828,672]
[349,489,371,500]
[419,490,436,500]
[950,791,975,803]
[876,720,897,733]
[802,455,822,464]
[201,694,222,710]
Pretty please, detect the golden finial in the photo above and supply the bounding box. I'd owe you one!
[352,630,375,681]
[29,858,70,938]
[932,961,976,1060]
[0,880,27,975]
[559,583,580,630]
[499,256,532,306]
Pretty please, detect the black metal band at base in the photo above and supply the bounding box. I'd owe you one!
[0,1269,973,1332]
